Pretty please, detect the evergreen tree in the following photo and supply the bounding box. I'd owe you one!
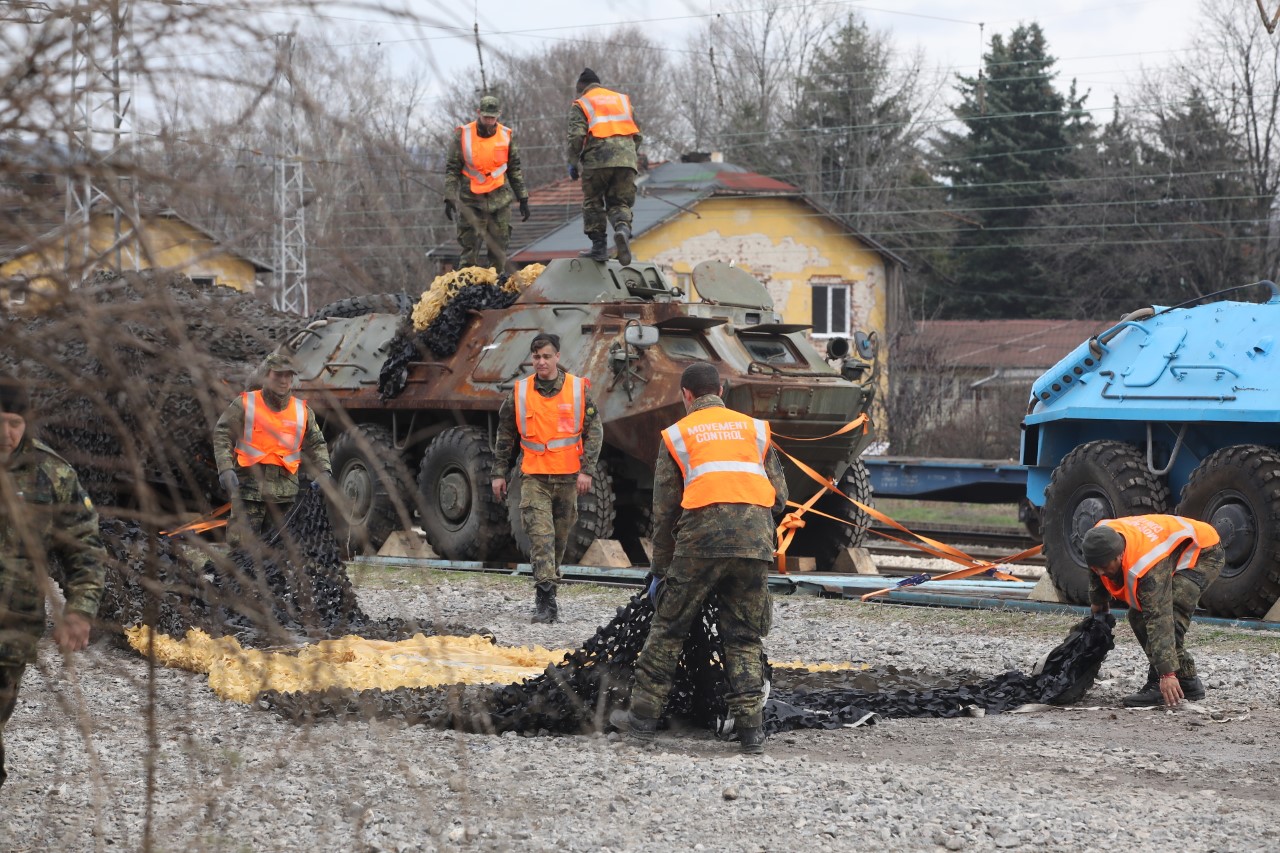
[932,23,1075,318]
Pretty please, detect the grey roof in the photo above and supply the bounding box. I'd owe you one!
[513,190,705,262]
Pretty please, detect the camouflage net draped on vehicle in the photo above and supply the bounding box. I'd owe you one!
[379,265,544,399]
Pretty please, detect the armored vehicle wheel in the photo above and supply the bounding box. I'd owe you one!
[328,424,413,555]
[508,462,617,566]
[305,293,412,325]
[417,426,513,561]
[1043,440,1170,604]
[789,460,873,569]
[1176,445,1280,618]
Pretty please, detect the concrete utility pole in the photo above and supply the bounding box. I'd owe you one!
[65,0,139,278]
[272,32,309,316]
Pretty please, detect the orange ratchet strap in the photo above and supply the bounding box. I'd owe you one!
[770,436,1040,594]
[161,503,231,537]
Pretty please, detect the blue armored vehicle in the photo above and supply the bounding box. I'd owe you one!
[1021,283,1280,618]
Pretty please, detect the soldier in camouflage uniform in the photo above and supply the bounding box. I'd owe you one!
[492,333,603,623]
[1082,516,1225,708]
[0,372,106,788]
[213,354,332,549]
[613,363,787,754]
[566,68,641,265]
[444,94,530,273]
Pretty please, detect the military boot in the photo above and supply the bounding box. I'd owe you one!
[579,232,609,262]
[1121,668,1164,708]
[1179,674,1205,701]
[613,222,632,266]
[531,583,555,624]
[608,708,657,744]
[738,727,766,755]
[546,584,559,623]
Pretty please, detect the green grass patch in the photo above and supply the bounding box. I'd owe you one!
[874,499,1021,528]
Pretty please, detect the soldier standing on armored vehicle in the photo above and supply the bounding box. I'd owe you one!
[492,333,603,623]
[566,67,640,266]
[1082,515,1224,707]
[0,372,107,788]
[214,354,333,549]
[444,94,530,273]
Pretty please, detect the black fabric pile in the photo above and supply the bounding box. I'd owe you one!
[97,488,480,647]
[378,283,520,399]
[260,575,1114,735]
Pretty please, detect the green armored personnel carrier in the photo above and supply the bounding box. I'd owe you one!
[285,259,879,566]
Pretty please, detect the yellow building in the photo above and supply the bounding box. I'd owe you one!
[512,159,904,359]
[1,204,271,305]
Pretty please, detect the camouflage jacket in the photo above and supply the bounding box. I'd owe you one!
[567,87,642,172]
[0,436,107,665]
[1090,555,1183,675]
[443,123,528,213]
[649,395,788,574]
[212,390,332,504]
[493,370,603,483]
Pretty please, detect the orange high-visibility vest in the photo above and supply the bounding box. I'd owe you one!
[459,121,511,194]
[516,373,586,475]
[661,406,775,510]
[234,390,308,474]
[573,87,639,139]
[1095,515,1221,610]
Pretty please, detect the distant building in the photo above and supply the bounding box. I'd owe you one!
[1,202,271,306]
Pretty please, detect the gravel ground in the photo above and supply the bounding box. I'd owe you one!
[2,569,1278,852]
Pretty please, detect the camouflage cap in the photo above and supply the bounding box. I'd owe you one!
[264,353,298,373]
[478,95,501,117]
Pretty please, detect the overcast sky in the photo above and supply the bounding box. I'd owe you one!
[252,0,1219,115]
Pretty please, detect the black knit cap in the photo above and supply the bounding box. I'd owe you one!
[1081,526,1125,566]
[576,67,600,88]
[0,372,30,417]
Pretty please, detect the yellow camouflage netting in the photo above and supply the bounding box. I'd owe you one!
[124,625,567,704]
[411,263,546,331]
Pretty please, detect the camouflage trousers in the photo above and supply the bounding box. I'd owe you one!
[581,167,635,236]
[1129,545,1225,679]
[227,499,295,549]
[630,556,773,727]
[0,663,24,788]
[520,476,578,585]
[457,202,512,271]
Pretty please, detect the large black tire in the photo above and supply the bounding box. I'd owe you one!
[1176,445,1280,618]
[1042,441,1170,604]
[328,424,413,555]
[417,426,512,561]
[508,461,617,565]
[789,460,873,569]
[305,293,412,326]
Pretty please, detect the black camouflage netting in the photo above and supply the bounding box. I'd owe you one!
[251,493,1116,736]
[0,269,298,507]
[378,283,520,399]
[97,488,478,647]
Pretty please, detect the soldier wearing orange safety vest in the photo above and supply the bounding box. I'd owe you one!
[213,353,332,548]
[443,94,529,272]
[612,362,787,755]
[1081,514,1225,707]
[492,333,603,623]
[566,67,642,265]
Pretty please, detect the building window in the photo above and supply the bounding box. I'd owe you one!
[811,281,851,337]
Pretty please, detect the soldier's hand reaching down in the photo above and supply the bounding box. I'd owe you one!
[576,472,592,496]
[444,198,456,222]
[53,611,91,654]
[492,477,507,501]
[519,198,530,221]
[218,469,239,498]
[1159,674,1184,706]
